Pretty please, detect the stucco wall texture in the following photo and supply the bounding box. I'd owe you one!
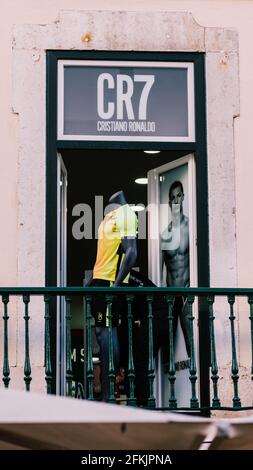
[0,1,253,411]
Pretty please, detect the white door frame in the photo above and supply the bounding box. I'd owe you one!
[56,152,68,395]
[148,153,198,407]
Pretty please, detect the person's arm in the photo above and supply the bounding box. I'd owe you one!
[83,272,93,287]
[113,237,137,286]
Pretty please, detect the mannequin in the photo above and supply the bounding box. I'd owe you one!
[109,191,137,286]
[93,190,137,286]
[90,190,138,401]
[108,190,127,206]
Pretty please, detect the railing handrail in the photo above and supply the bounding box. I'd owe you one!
[1,285,253,412]
[0,286,253,296]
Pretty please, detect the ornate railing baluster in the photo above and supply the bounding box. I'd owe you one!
[2,295,10,388]
[75,382,85,399]
[85,295,94,400]
[147,295,155,409]
[107,294,116,404]
[44,295,52,394]
[248,295,253,381]
[126,294,136,406]
[23,294,32,391]
[65,295,73,396]
[228,295,241,408]
[207,295,220,407]
[1,285,253,412]
[187,295,199,408]
[165,295,177,409]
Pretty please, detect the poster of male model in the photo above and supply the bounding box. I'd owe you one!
[148,154,198,407]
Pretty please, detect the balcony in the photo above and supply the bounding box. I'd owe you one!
[1,286,253,414]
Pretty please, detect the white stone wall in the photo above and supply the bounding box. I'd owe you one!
[0,3,252,410]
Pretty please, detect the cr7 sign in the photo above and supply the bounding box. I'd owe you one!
[59,60,194,141]
[97,73,155,120]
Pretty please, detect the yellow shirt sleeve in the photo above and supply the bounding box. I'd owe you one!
[117,205,138,237]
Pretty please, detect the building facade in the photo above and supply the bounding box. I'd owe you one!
[1,1,253,413]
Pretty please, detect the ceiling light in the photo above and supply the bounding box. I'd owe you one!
[130,205,145,212]
[135,178,148,185]
[143,150,160,154]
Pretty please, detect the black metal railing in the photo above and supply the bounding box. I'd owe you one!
[1,287,253,412]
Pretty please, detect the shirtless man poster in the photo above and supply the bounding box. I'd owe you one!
[161,179,191,357]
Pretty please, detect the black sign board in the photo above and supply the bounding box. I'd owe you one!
[58,61,195,142]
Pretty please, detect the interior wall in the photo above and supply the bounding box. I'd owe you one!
[62,149,187,286]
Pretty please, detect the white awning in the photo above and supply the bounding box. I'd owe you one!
[0,389,213,450]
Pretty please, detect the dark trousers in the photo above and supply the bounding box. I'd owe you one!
[133,297,191,405]
[90,279,124,401]
[95,326,120,401]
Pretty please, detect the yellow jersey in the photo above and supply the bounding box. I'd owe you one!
[93,204,137,283]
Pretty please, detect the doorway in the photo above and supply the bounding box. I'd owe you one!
[46,50,209,410]
[61,149,188,286]
[58,148,190,398]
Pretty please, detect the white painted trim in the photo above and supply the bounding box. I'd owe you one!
[187,64,195,142]
[58,60,195,67]
[56,153,68,395]
[148,153,199,406]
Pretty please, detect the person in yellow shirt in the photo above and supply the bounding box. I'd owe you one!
[90,190,137,401]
